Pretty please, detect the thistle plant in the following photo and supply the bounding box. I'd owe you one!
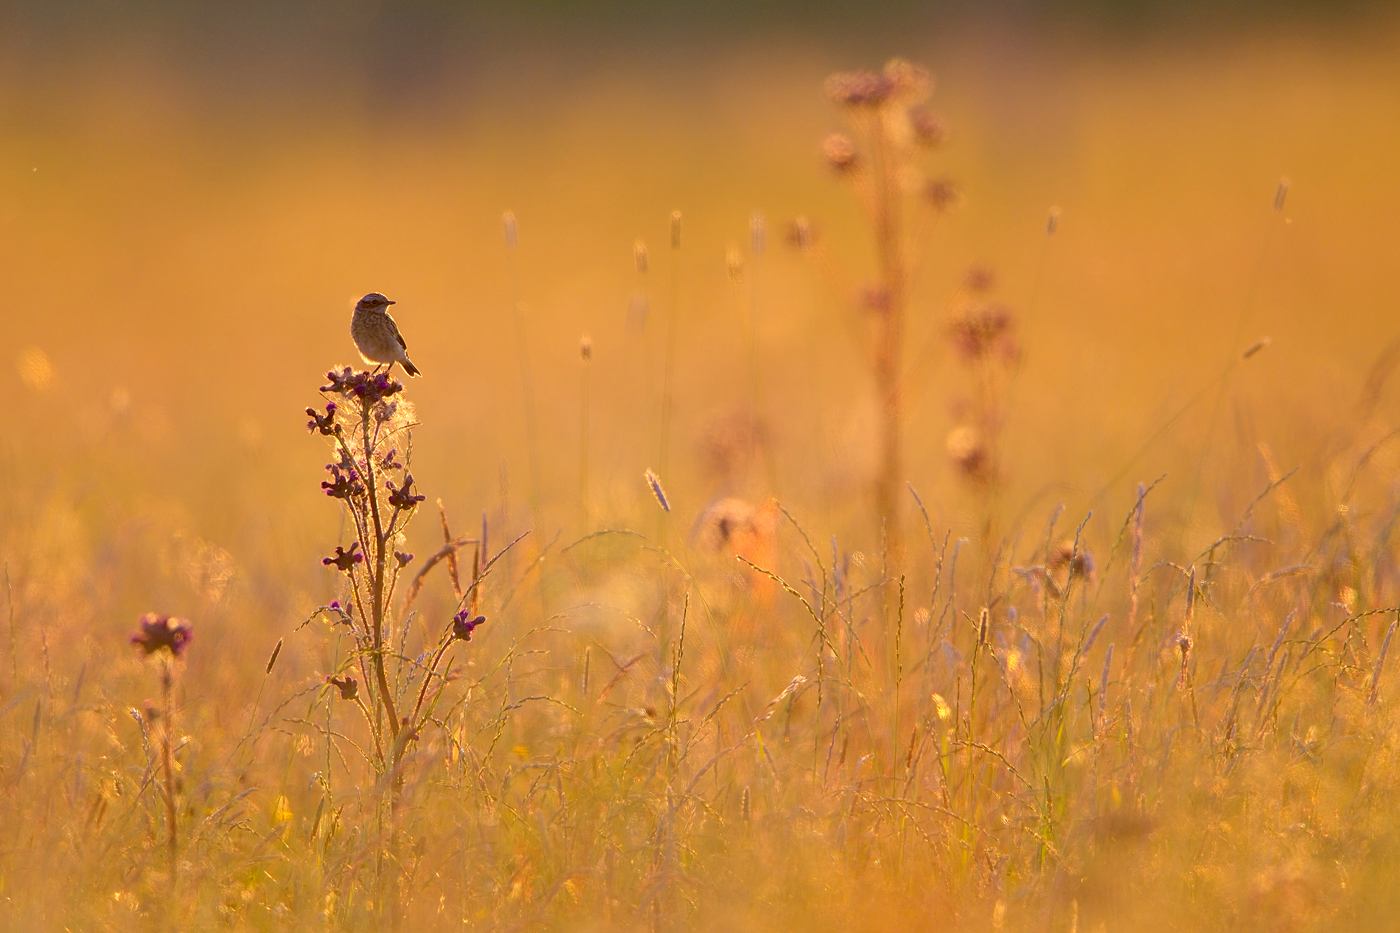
[130,612,193,886]
[815,58,955,553]
[307,367,485,784]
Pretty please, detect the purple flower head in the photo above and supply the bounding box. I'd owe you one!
[386,475,426,511]
[131,613,193,658]
[326,674,359,700]
[322,367,353,393]
[924,176,961,214]
[354,372,404,406]
[908,105,947,148]
[321,367,404,405]
[380,448,402,471]
[395,551,414,568]
[322,542,363,573]
[452,610,486,642]
[948,303,1016,363]
[321,463,364,500]
[306,402,339,436]
[323,600,353,624]
[825,70,895,107]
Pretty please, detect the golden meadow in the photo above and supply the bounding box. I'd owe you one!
[4,11,1400,931]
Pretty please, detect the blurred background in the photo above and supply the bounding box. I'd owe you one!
[3,0,1400,630]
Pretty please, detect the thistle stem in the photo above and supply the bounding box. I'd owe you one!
[160,659,178,887]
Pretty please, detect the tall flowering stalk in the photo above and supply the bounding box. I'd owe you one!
[816,58,955,554]
[131,612,193,886]
[945,266,1021,540]
[308,368,485,781]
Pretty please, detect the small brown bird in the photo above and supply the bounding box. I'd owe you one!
[351,293,421,377]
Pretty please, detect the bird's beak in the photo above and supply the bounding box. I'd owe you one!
[385,299,397,305]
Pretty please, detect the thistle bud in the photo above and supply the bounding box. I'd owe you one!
[822,133,858,174]
[924,176,960,214]
[908,105,947,147]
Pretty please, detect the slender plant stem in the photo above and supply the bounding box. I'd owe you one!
[361,408,401,744]
[580,345,591,532]
[161,660,178,886]
[658,211,683,542]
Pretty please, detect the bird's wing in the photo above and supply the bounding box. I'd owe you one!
[388,315,409,350]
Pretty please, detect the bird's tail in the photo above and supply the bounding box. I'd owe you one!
[402,359,421,377]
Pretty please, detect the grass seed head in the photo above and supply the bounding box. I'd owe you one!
[785,215,815,251]
[644,468,671,512]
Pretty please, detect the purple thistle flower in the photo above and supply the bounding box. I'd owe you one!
[395,551,414,568]
[323,368,348,390]
[323,542,363,573]
[824,70,896,107]
[452,610,486,642]
[354,372,403,405]
[322,599,352,622]
[321,463,364,500]
[323,600,353,624]
[306,402,339,436]
[908,105,947,147]
[947,302,1017,362]
[131,613,193,658]
[386,475,426,511]
[326,674,358,700]
[321,367,404,405]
